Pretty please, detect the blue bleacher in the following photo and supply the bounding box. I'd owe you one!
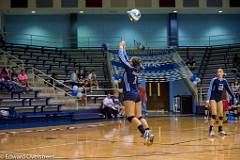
[0,88,66,118]
[0,87,106,122]
[0,89,40,98]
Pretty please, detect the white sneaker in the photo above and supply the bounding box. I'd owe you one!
[209,130,215,137]
[143,130,154,145]
[218,131,227,136]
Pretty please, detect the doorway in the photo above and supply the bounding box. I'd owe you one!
[146,82,169,111]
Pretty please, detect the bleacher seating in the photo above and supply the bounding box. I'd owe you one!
[0,88,65,118]
[3,43,111,88]
[0,43,111,121]
[0,87,106,120]
[177,47,207,75]
[178,44,240,103]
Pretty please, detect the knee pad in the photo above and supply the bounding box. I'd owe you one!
[218,116,223,120]
[138,116,143,120]
[127,116,134,123]
[211,115,217,120]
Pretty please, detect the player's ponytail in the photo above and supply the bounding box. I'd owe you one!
[131,56,141,68]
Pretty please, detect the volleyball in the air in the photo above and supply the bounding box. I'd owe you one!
[127,9,141,22]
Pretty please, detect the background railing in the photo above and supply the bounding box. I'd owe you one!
[3,32,240,48]
[0,48,74,97]
[31,68,73,97]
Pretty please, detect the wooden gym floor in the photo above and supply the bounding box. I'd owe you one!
[0,117,240,160]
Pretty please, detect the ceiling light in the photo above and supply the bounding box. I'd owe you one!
[31,10,36,14]
[173,10,178,13]
[79,11,84,14]
[218,10,223,13]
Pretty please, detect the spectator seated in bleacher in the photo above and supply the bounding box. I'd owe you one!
[67,70,79,87]
[9,67,18,81]
[0,67,10,81]
[101,93,118,119]
[0,67,21,91]
[18,70,29,87]
[0,67,10,90]
[231,80,240,101]
[70,70,78,82]
[88,69,99,88]
[78,68,86,78]
[77,68,88,86]
[78,68,85,79]
[65,68,88,88]
[186,52,196,70]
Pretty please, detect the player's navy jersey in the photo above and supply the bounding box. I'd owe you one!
[207,77,235,101]
[118,48,139,93]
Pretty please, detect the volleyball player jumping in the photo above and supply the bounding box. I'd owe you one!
[118,41,154,145]
[207,68,238,137]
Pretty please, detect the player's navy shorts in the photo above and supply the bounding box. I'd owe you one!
[123,91,141,102]
[210,93,222,102]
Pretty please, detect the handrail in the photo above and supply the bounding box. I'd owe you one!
[0,48,74,97]
[31,67,73,92]
[197,47,208,77]
[33,69,73,97]
[3,31,240,48]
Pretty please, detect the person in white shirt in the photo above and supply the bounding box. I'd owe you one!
[70,70,78,82]
[102,93,118,119]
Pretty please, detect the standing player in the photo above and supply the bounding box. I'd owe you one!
[207,68,238,136]
[118,40,154,145]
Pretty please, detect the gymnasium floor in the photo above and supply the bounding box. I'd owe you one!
[0,117,240,160]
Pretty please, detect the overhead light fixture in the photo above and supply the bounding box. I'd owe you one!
[173,10,178,13]
[79,11,84,14]
[218,10,223,13]
[31,10,36,14]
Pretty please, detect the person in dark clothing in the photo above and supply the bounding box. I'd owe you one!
[10,67,18,81]
[186,52,196,70]
[0,67,10,81]
[207,68,238,137]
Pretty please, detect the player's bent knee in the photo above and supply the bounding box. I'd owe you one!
[211,115,217,120]
[127,116,135,123]
[218,116,223,120]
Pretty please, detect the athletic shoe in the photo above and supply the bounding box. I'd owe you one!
[209,130,215,137]
[148,130,154,145]
[218,130,227,136]
[143,130,154,145]
[143,130,149,144]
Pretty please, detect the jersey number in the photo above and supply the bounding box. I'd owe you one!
[133,76,137,84]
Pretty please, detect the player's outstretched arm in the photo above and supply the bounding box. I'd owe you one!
[118,41,133,69]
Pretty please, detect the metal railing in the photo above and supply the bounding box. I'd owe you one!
[31,67,73,97]
[0,48,74,97]
[3,32,240,48]
[197,47,209,77]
